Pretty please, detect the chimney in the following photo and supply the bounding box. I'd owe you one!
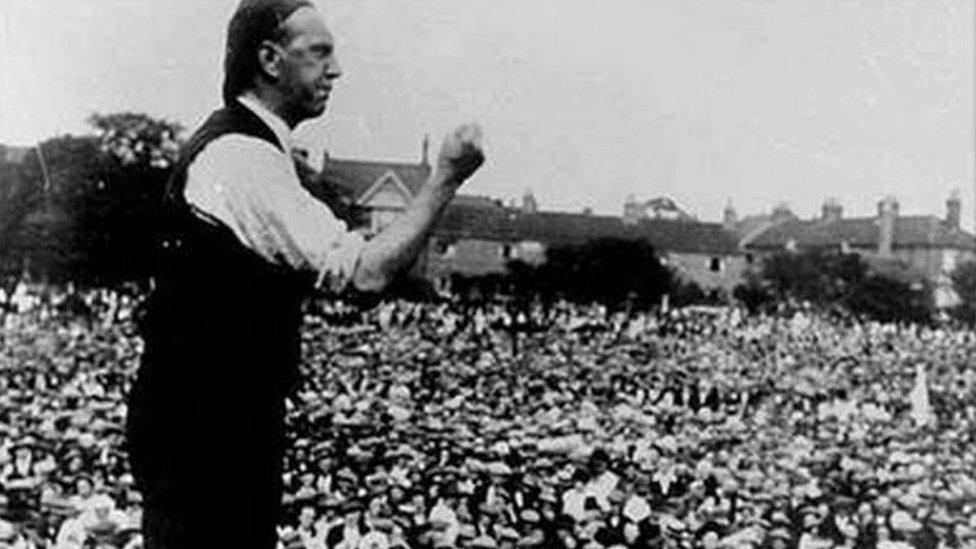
[722,199,737,230]
[877,195,898,256]
[623,194,640,225]
[522,189,538,214]
[420,134,430,167]
[946,190,961,230]
[877,195,899,218]
[821,198,842,222]
[771,202,793,222]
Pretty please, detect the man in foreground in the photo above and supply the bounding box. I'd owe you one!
[124,1,484,547]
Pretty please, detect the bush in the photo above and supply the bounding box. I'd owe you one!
[504,238,675,310]
[1,114,183,286]
[737,250,934,324]
[733,273,775,314]
[950,260,975,326]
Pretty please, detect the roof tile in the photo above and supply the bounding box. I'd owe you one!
[747,216,976,251]
[434,205,741,255]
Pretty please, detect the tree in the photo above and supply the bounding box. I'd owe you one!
[759,249,867,304]
[732,271,775,314]
[88,113,181,170]
[1,135,103,282]
[1,113,184,285]
[844,274,933,325]
[507,237,675,310]
[1,149,41,293]
[738,250,934,324]
[80,113,183,284]
[950,260,975,326]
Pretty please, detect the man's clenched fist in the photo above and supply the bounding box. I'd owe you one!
[437,123,485,186]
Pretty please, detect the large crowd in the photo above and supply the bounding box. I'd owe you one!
[0,284,974,549]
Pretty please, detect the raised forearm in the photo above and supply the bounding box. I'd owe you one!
[351,173,456,293]
[351,123,484,293]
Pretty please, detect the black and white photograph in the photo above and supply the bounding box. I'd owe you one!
[0,1,974,548]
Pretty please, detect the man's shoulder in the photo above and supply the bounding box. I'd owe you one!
[182,103,287,164]
[192,132,285,166]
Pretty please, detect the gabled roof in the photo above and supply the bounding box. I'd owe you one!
[434,204,742,255]
[320,157,431,200]
[452,194,505,208]
[357,170,413,205]
[734,212,798,244]
[640,197,693,219]
[746,215,976,251]
[305,155,740,255]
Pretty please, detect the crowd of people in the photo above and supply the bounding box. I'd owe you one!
[0,284,974,548]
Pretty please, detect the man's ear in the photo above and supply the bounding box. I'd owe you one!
[256,40,284,81]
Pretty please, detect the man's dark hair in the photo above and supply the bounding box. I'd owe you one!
[222,0,314,105]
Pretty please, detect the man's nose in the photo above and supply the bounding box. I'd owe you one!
[327,57,342,80]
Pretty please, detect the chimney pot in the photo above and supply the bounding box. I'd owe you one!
[723,199,737,230]
[821,198,842,222]
[877,195,898,256]
[946,190,961,230]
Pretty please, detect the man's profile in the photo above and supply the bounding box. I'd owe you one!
[124,1,484,547]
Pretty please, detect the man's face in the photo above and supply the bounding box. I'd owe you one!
[274,7,341,124]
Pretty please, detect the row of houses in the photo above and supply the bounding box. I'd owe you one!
[3,138,973,307]
[307,146,975,307]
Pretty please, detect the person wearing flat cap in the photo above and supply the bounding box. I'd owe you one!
[124,0,485,547]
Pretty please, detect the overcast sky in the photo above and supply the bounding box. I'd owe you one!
[1,0,973,229]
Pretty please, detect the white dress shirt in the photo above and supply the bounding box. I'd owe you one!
[184,95,365,292]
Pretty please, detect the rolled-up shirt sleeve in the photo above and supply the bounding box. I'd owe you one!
[184,134,365,293]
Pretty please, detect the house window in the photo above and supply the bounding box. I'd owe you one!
[785,239,797,252]
[745,254,754,265]
[500,244,515,259]
[943,250,958,273]
[434,240,453,256]
[840,241,851,254]
[709,257,722,272]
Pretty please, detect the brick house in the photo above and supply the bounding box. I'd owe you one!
[423,199,747,294]
[300,151,747,294]
[743,194,976,308]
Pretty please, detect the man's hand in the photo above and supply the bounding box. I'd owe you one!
[436,123,485,187]
[351,124,483,293]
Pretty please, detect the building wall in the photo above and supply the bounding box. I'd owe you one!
[922,247,975,308]
[745,244,975,309]
[860,246,973,308]
[420,235,748,296]
[665,252,748,293]
[893,247,941,282]
[424,237,510,281]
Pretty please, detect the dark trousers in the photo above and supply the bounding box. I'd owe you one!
[126,357,287,549]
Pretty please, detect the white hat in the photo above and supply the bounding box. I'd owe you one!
[89,494,116,511]
[0,520,15,541]
[890,511,921,532]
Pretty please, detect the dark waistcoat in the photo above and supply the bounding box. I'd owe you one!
[134,102,313,407]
